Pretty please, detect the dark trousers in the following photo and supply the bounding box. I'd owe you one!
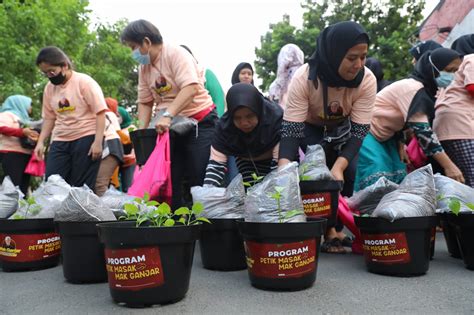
[302,123,358,230]
[170,110,217,209]
[46,135,101,191]
[0,152,31,195]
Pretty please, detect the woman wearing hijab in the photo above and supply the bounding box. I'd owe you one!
[117,106,136,192]
[278,21,377,253]
[365,57,391,92]
[268,43,305,108]
[409,40,442,65]
[231,62,254,85]
[95,98,124,196]
[356,47,464,191]
[0,95,39,194]
[434,34,474,187]
[204,83,282,186]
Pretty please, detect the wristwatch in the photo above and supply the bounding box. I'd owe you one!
[162,111,174,119]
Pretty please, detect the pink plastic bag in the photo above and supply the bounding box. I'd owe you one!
[406,137,427,170]
[128,132,172,204]
[337,195,363,255]
[24,153,46,177]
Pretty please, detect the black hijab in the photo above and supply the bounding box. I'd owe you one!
[213,83,282,157]
[409,40,442,61]
[231,62,254,85]
[308,21,369,88]
[365,57,391,92]
[408,48,460,122]
[451,34,474,56]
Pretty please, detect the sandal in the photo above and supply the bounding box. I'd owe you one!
[321,238,347,254]
[340,236,354,248]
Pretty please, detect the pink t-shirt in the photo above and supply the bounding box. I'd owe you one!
[138,43,213,118]
[370,78,428,142]
[104,112,121,141]
[434,54,474,141]
[283,64,376,126]
[42,71,107,142]
[0,112,31,154]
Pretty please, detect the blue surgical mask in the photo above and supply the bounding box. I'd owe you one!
[132,48,150,65]
[435,71,455,88]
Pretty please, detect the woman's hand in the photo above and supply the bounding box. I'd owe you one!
[34,142,45,161]
[445,165,465,183]
[397,141,411,165]
[330,166,344,182]
[155,116,172,134]
[23,128,39,141]
[88,140,103,161]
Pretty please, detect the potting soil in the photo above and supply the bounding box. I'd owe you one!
[372,165,436,221]
[346,177,399,215]
[434,174,474,213]
[298,144,333,181]
[191,174,245,218]
[245,162,305,223]
[0,176,22,218]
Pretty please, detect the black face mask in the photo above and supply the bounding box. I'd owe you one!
[48,71,67,85]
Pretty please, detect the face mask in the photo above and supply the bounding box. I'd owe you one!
[48,71,67,85]
[132,48,150,65]
[435,71,455,88]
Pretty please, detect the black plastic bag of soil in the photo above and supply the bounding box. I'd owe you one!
[0,177,22,218]
[372,165,436,221]
[245,162,305,223]
[191,174,245,219]
[299,144,333,181]
[434,174,474,213]
[346,177,399,215]
[55,186,116,222]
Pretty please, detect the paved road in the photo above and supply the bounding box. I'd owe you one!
[1,233,473,314]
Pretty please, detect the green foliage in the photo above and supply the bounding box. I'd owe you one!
[120,193,210,227]
[0,0,137,118]
[437,194,474,216]
[255,0,426,91]
[243,172,264,187]
[13,196,42,219]
[268,186,304,223]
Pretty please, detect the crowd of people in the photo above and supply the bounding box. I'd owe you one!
[1,19,473,254]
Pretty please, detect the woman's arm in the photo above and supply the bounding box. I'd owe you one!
[203,146,228,187]
[88,111,105,161]
[34,118,55,160]
[155,83,199,134]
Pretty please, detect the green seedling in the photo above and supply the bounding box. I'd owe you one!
[120,192,210,227]
[437,194,474,216]
[268,186,304,223]
[299,162,316,181]
[243,173,264,187]
[13,196,42,219]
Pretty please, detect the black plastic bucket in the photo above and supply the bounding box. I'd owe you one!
[56,221,108,283]
[355,216,438,276]
[199,218,246,271]
[438,213,462,258]
[237,219,326,291]
[130,129,157,165]
[0,218,61,272]
[430,227,436,260]
[97,221,201,307]
[446,213,474,270]
[299,180,342,227]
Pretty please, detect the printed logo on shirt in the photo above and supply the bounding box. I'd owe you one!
[320,101,344,120]
[154,76,172,96]
[56,97,75,113]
